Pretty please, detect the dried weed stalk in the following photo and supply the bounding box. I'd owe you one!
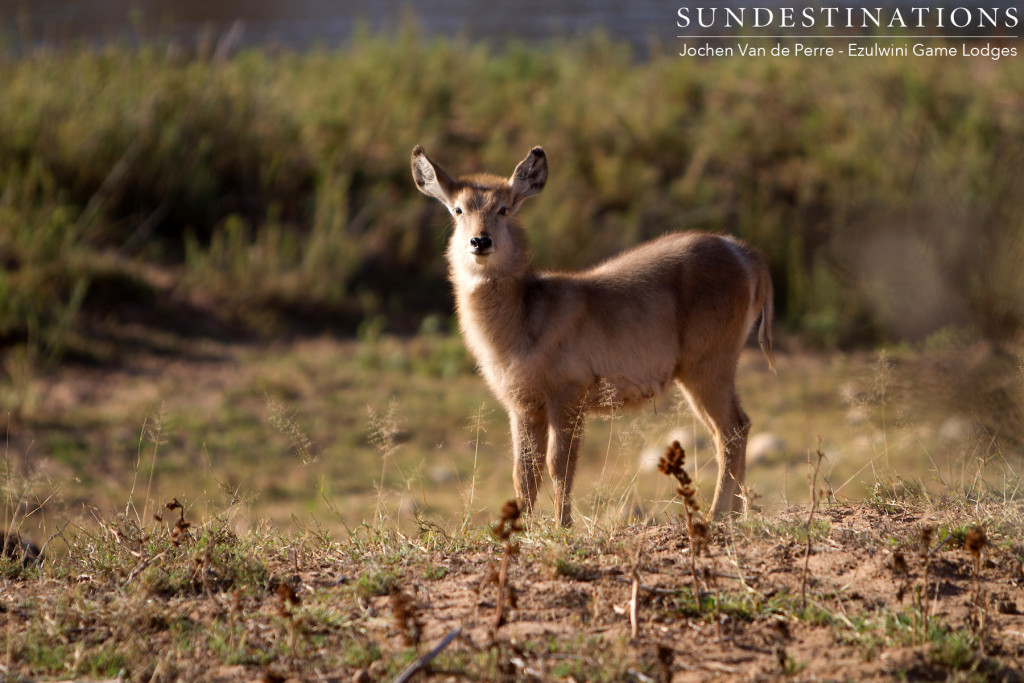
[965,525,988,575]
[656,643,673,683]
[276,581,301,616]
[917,524,935,638]
[482,500,524,634]
[965,525,989,644]
[800,443,826,610]
[161,498,191,547]
[390,590,424,648]
[891,550,910,603]
[276,581,302,655]
[629,545,641,639]
[462,403,491,534]
[892,524,938,644]
[658,440,708,604]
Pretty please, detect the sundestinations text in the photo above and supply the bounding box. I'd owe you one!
[676,6,1018,30]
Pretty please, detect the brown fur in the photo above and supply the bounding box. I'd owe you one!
[412,145,774,525]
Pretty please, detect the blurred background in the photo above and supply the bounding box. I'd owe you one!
[1,2,1022,536]
[4,0,671,51]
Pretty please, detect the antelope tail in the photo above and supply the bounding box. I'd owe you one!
[756,262,776,374]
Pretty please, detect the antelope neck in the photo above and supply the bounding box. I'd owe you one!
[456,275,530,356]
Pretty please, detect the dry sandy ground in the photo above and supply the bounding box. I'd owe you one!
[3,502,1024,682]
[369,506,1024,681]
[234,505,1022,682]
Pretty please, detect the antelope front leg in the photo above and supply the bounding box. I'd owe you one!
[546,404,586,527]
[511,410,548,515]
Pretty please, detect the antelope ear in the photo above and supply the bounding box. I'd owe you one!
[411,145,457,207]
[508,146,547,206]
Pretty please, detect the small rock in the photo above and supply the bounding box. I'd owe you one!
[845,406,870,426]
[939,415,973,443]
[638,427,704,472]
[398,496,422,518]
[429,465,457,485]
[1,533,42,566]
[747,433,785,464]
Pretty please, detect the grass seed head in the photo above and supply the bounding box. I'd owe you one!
[493,500,524,545]
[657,441,706,552]
[657,440,687,480]
[658,441,700,511]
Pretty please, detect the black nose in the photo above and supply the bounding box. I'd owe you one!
[470,235,492,251]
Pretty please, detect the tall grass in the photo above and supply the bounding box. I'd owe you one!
[2,29,1023,366]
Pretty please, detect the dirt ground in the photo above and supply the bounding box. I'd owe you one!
[3,496,1024,681]
[340,504,1024,682]
[131,503,1021,683]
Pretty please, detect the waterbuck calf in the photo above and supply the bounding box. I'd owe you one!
[411,145,775,525]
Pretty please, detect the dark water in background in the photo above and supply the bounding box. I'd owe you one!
[1,0,671,51]
[2,1,1018,52]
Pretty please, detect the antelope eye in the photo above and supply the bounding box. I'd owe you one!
[497,206,507,216]
[454,207,463,215]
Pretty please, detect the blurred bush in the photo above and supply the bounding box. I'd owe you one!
[1,29,1022,365]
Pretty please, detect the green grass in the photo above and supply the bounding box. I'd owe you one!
[423,562,449,580]
[734,516,833,544]
[3,332,1022,549]
[353,568,401,600]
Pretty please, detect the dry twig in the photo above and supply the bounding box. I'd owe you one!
[392,627,464,683]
